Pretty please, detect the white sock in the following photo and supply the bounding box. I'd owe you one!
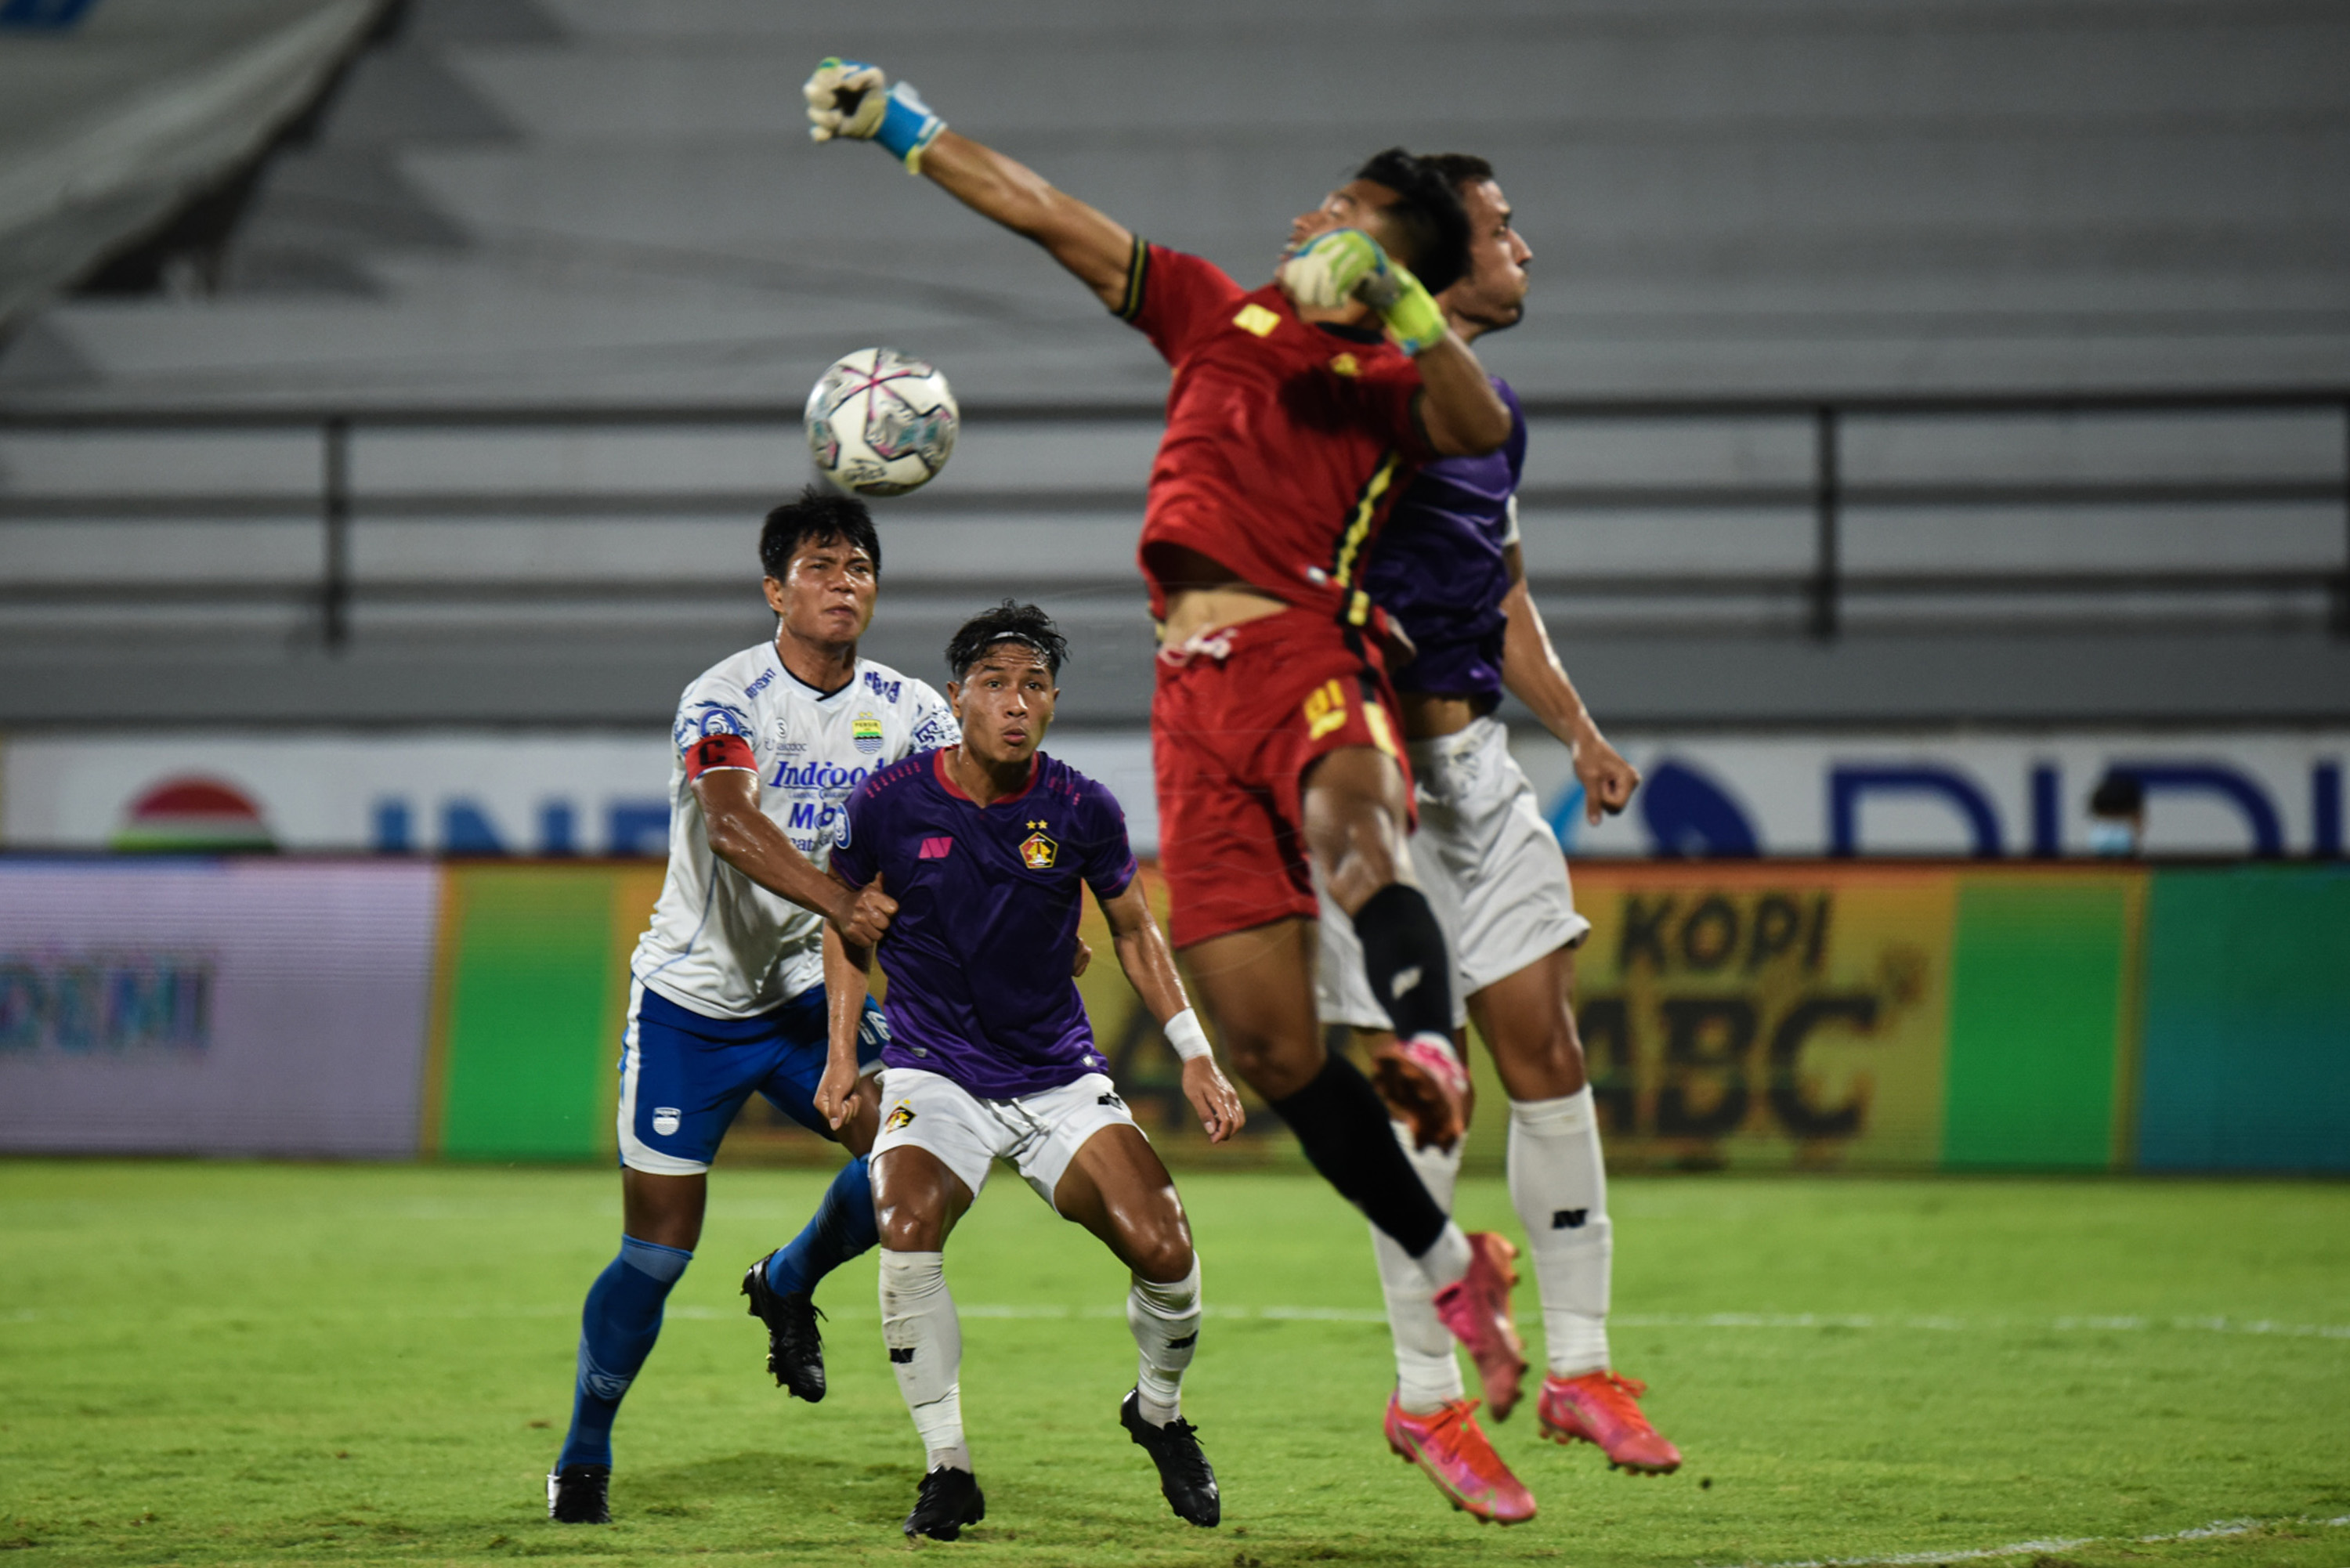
[1509,1088,1612,1377]
[1126,1256,1202,1426]
[1413,1219,1473,1291]
[1372,1118,1466,1414]
[878,1249,970,1472]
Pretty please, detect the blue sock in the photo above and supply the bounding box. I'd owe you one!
[765,1155,877,1299]
[558,1235,691,1470]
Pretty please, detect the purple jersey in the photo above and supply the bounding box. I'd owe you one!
[1363,378,1528,703]
[830,748,1140,1099]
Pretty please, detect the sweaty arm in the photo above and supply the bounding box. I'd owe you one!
[1098,879,1246,1143]
[692,768,896,944]
[1414,334,1513,457]
[915,130,1135,309]
[813,922,876,1132]
[804,58,1132,306]
[804,60,1133,310]
[1498,543,1640,824]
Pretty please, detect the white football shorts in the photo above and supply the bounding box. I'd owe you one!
[869,1064,1144,1212]
[1318,715,1591,1031]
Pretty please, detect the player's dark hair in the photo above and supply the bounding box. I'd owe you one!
[946,600,1068,681]
[2090,771,2146,818]
[1423,153,1495,197]
[760,484,881,581]
[1353,147,1472,295]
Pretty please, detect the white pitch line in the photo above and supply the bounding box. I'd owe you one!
[3,1305,2345,1337]
[1721,1512,2350,1568]
[688,1306,2348,1334]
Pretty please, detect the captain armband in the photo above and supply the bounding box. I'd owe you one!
[1163,1007,1214,1064]
[683,732,757,781]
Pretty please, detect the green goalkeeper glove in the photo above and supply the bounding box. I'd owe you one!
[1274,229,1448,356]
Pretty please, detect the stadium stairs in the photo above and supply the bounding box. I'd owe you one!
[1,0,2347,729]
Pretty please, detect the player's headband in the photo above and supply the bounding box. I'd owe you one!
[956,630,1056,677]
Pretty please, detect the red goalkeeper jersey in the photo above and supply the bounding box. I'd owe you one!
[1113,240,1432,627]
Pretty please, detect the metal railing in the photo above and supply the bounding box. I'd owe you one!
[3,387,2346,646]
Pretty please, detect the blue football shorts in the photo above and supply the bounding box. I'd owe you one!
[617,978,886,1175]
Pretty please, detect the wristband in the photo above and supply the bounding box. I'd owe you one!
[871,80,945,173]
[1163,1007,1213,1063]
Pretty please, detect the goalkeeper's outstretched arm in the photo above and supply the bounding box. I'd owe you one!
[804,58,1133,310]
[916,131,1134,310]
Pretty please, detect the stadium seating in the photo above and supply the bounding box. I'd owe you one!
[2,0,2346,727]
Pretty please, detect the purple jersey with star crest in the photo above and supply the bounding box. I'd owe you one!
[1364,377,1527,704]
[830,748,1140,1099]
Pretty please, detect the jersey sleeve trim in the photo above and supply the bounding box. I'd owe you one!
[1112,236,1150,323]
[1087,854,1140,904]
[683,732,757,781]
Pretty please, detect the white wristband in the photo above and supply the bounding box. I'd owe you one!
[1163,1007,1213,1063]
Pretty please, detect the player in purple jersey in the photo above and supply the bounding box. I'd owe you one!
[814,602,1246,1542]
[1318,157,1681,1521]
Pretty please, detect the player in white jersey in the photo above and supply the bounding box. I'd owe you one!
[631,634,954,1023]
[550,486,953,1525]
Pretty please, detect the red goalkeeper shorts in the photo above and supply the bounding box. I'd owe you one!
[1152,607,1415,949]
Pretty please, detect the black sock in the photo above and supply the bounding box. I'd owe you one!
[1350,883,1455,1042]
[1268,1052,1447,1255]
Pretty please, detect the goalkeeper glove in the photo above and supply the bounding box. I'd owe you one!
[803,56,945,173]
[1275,228,1448,356]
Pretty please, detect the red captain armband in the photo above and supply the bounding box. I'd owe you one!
[684,732,757,781]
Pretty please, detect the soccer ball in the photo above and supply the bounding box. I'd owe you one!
[804,348,959,497]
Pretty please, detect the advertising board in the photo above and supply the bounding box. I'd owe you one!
[1512,731,2345,860]
[1067,862,2147,1173]
[0,858,439,1156]
[0,732,1162,856]
[0,858,2336,1172]
[4,728,2337,862]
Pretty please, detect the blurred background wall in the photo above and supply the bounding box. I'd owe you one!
[2,0,2346,746]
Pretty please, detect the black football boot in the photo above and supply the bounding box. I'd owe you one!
[546,1464,611,1524]
[902,1465,986,1541]
[741,1250,826,1402]
[1121,1389,1220,1526]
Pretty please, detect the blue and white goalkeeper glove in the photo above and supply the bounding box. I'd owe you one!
[1276,228,1448,356]
[804,56,945,173]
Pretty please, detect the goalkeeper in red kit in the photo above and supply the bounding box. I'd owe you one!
[804,60,1533,1451]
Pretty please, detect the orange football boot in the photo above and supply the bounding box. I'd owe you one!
[1383,1394,1536,1525]
[1536,1371,1683,1473]
[1372,1034,1470,1152]
[1431,1232,1528,1420]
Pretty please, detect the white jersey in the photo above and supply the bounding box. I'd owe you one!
[633,642,957,1018]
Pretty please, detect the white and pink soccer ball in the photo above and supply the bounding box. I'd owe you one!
[804,347,959,497]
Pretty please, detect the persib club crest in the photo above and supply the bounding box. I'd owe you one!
[852,710,885,753]
[1019,820,1058,870]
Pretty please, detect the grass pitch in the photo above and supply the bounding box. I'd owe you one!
[2,1162,2345,1568]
